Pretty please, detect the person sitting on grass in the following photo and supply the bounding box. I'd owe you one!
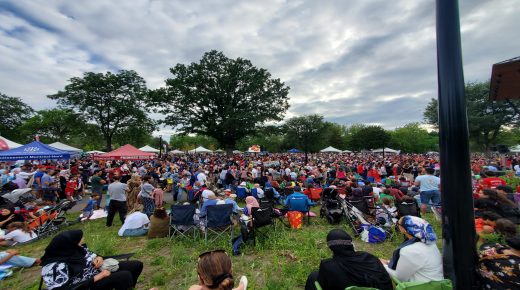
[478,234,520,289]
[305,229,393,290]
[0,222,37,246]
[0,248,40,267]
[0,208,25,230]
[147,207,169,239]
[118,211,150,237]
[381,216,443,282]
[189,250,248,290]
[494,218,518,239]
[79,194,99,222]
[41,230,144,290]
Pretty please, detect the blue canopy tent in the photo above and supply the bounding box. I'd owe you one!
[0,141,71,161]
[288,148,302,153]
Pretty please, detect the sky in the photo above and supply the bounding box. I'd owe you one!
[1,0,519,138]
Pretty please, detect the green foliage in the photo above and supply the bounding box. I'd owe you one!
[389,123,438,153]
[169,134,219,151]
[283,114,327,153]
[346,125,391,151]
[151,50,290,151]
[17,109,85,143]
[423,81,520,151]
[0,92,33,140]
[322,122,347,150]
[48,70,155,150]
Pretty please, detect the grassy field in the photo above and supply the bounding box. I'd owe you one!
[0,209,442,290]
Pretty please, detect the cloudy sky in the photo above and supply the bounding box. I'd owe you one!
[1,0,519,136]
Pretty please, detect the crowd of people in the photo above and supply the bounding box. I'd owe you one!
[0,151,519,289]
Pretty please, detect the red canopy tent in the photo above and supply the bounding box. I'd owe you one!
[94,144,155,160]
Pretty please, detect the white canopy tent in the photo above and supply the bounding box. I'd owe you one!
[139,145,160,153]
[372,147,400,154]
[342,149,353,153]
[188,146,213,153]
[214,149,225,153]
[320,146,342,153]
[0,136,22,150]
[510,145,520,153]
[169,149,185,154]
[232,150,242,154]
[49,142,83,153]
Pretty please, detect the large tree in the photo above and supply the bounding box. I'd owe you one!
[389,123,438,153]
[18,109,85,143]
[423,81,520,151]
[0,92,33,140]
[284,114,327,162]
[151,50,290,152]
[48,70,154,150]
[347,125,391,151]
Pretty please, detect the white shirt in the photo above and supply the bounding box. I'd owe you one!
[255,188,264,198]
[201,189,214,202]
[514,165,520,174]
[385,242,443,282]
[4,229,37,243]
[251,168,259,178]
[197,172,207,184]
[118,212,150,236]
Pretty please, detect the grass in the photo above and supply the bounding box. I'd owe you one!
[0,208,441,290]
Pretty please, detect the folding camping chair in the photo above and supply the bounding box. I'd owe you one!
[286,196,312,225]
[309,188,323,202]
[251,206,275,245]
[169,204,197,240]
[203,204,234,244]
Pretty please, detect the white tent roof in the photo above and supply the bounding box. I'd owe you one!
[0,136,22,150]
[169,149,185,154]
[214,149,224,153]
[372,147,399,154]
[139,145,160,153]
[320,146,342,153]
[188,146,212,153]
[510,145,520,153]
[342,149,353,153]
[232,150,242,154]
[86,150,105,154]
[49,142,83,152]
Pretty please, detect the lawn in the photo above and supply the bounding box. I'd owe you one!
[0,209,442,290]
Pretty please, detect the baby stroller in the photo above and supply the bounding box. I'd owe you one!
[341,198,390,241]
[320,187,344,224]
[0,188,35,208]
[29,199,76,238]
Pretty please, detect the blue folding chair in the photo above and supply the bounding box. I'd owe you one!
[169,204,197,240]
[204,204,234,244]
[236,187,248,199]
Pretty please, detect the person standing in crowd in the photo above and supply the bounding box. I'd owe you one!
[126,174,141,212]
[139,176,156,216]
[414,168,440,214]
[90,170,106,209]
[41,169,59,204]
[106,175,128,227]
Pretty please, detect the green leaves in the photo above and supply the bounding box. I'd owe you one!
[48,70,155,150]
[0,92,33,140]
[151,50,290,150]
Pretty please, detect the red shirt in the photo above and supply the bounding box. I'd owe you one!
[65,180,77,195]
[481,177,506,189]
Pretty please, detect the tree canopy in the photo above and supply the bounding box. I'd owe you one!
[423,81,520,151]
[48,70,155,150]
[283,114,327,154]
[0,92,33,140]
[18,109,85,143]
[389,123,438,153]
[346,125,391,151]
[151,50,290,152]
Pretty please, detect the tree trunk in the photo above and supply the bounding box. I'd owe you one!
[105,134,112,151]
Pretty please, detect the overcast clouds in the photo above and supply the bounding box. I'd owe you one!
[1,0,519,136]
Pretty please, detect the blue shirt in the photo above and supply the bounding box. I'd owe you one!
[285,192,314,212]
[415,174,440,192]
[34,171,44,189]
[84,199,96,212]
[199,200,218,217]
[41,174,53,189]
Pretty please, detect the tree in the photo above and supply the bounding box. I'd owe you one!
[18,109,85,143]
[347,125,390,151]
[0,92,33,140]
[423,81,520,151]
[169,134,219,151]
[284,114,327,162]
[48,70,154,150]
[423,98,438,128]
[322,122,347,150]
[389,123,438,153]
[151,50,290,152]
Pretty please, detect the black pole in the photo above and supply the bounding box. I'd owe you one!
[159,136,163,158]
[436,1,477,289]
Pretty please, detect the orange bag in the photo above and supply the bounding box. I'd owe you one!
[287,211,303,229]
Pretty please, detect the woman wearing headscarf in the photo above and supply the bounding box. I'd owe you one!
[0,207,24,229]
[305,229,392,290]
[41,230,143,290]
[126,174,141,212]
[381,216,443,282]
[244,196,260,217]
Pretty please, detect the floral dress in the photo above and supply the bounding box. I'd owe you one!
[478,243,520,289]
[126,180,141,212]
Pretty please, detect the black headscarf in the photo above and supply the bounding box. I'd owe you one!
[41,230,87,276]
[0,207,25,229]
[319,229,393,290]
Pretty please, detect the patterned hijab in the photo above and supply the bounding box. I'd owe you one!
[400,216,437,244]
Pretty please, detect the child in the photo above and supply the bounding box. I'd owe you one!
[0,222,37,246]
[64,175,78,201]
[80,195,99,222]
